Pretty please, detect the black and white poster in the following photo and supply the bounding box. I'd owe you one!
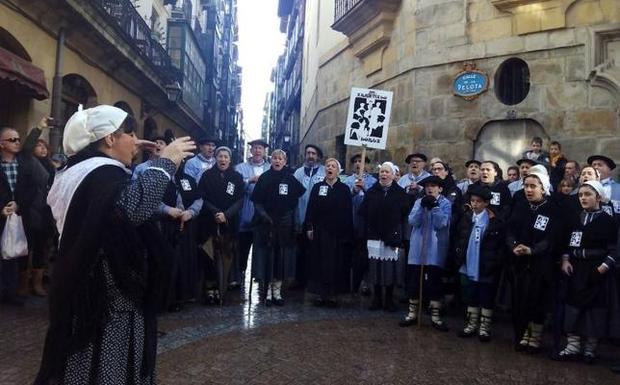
[344,87,393,150]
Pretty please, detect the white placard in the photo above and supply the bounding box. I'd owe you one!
[344,87,393,150]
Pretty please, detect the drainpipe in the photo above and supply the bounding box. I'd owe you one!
[49,28,65,155]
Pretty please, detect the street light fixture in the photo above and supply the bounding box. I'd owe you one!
[165,81,182,103]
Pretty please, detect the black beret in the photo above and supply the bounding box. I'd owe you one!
[405,153,428,164]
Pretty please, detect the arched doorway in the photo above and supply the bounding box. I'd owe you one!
[474,119,548,175]
[113,101,135,117]
[60,74,97,125]
[0,28,49,129]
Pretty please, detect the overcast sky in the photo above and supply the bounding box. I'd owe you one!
[237,0,285,142]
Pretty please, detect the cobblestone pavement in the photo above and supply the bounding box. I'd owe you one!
[1,282,619,385]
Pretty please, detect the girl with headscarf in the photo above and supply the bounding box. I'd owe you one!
[554,181,619,363]
[35,105,195,385]
[305,158,353,307]
[506,167,561,354]
[198,146,244,305]
[359,162,409,312]
[251,149,305,306]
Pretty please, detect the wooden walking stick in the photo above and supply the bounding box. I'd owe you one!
[418,204,430,328]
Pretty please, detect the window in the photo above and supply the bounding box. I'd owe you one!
[495,58,530,105]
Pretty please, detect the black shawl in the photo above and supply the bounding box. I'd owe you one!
[35,151,169,384]
[251,167,305,219]
[198,165,245,237]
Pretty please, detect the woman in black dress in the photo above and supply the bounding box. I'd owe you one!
[305,158,353,307]
[360,162,409,312]
[198,146,244,305]
[251,149,305,306]
[506,167,561,354]
[555,180,619,363]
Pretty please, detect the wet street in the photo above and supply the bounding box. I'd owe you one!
[2,280,619,385]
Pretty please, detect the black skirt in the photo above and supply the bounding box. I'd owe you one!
[307,228,349,297]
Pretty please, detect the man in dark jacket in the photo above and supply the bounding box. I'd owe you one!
[0,118,51,305]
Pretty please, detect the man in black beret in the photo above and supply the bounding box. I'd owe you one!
[457,160,481,193]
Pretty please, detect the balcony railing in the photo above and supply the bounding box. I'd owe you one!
[94,0,173,76]
[334,0,363,22]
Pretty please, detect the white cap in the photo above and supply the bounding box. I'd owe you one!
[63,105,128,156]
[583,180,610,203]
[527,164,551,196]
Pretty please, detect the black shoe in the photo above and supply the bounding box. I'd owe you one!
[526,345,542,354]
[312,298,326,307]
[478,334,491,343]
[325,299,339,308]
[273,298,284,306]
[265,298,273,307]
[458,329,477,338]
[360,286,371,297]
[514,342,528,352]
[431,320,450,332]
[167,303,183,313]
[399,318,417,327]
[583,352,597,365]
[550,351,580,362]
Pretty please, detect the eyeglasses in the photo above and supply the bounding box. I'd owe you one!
[2,138,20,143]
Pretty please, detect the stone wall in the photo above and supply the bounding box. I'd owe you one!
[301,0,620,177]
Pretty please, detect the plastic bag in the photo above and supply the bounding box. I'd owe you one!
[1,214,29,260]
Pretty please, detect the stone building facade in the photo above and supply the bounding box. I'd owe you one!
[300,0,620,176]
[0,0,243,160]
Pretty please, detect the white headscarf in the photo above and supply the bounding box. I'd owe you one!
[527,164,551,196]
[583,180,610,203]
[63,105,128,156]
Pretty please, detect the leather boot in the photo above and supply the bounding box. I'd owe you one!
[430,300,449,332]
[399,299,419,327]
[478,308,493,342]
[458,307,479,338]
[32,269,47,297]
[527,323,544,354]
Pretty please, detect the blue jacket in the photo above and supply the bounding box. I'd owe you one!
[293,164,326,225]
[407,195,452,268]
[235,159,271,232]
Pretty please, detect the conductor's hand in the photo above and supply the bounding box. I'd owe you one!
[161,137,196,167]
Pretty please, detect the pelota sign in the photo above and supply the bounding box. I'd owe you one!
[453,63,488,101]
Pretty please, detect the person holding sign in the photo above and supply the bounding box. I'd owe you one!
[305,158,353,307]
[506,166,561,354]
[344,153,377,295]
[553,180,619,363]
[251,150,305,306]
[359,162,409,312]
[399,176,452,330]
[198,146,245,305]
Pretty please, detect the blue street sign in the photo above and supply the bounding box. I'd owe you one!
[453,71,488,99]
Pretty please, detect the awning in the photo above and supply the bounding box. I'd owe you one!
[0,46,49,100]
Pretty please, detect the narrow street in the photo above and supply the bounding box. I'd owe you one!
[2,284,618,384]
